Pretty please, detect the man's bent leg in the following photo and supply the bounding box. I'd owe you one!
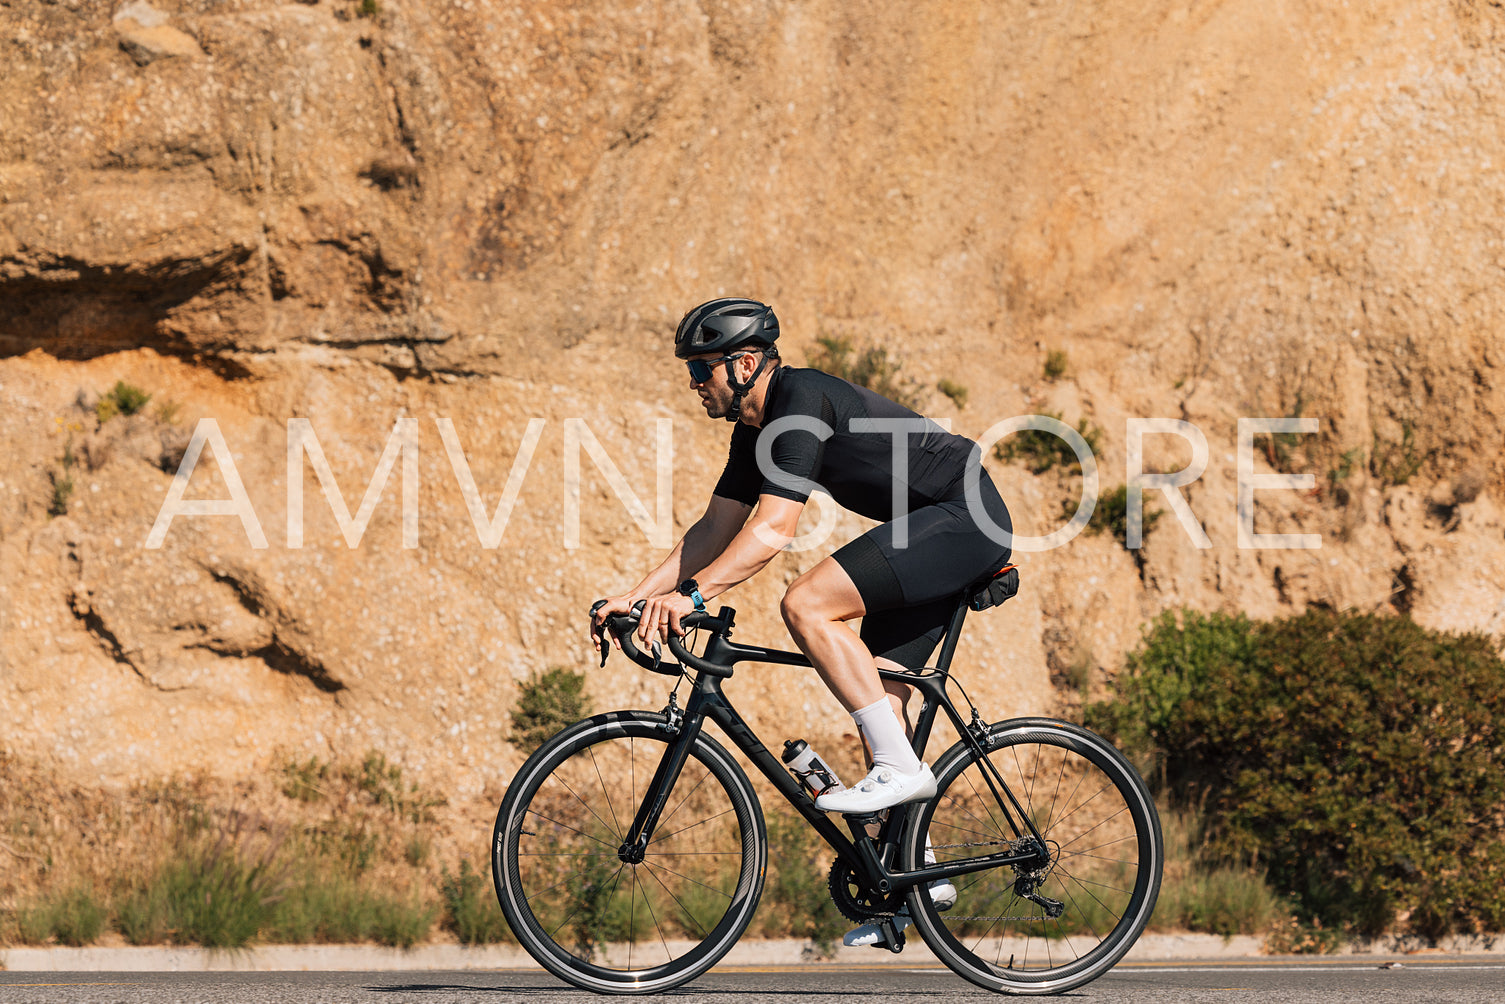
[782,560,928,786]
[780,558,883,712]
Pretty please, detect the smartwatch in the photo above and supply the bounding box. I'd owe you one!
[677,578,706,612]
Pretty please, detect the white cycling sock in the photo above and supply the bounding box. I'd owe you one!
[851,698,923,775]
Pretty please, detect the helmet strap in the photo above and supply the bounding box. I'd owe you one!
[722,347,776,423]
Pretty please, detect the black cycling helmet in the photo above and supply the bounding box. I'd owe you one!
[673,298,780,358]
[673,297,781,422]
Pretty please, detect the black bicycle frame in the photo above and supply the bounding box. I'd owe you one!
[611,598,1050,900]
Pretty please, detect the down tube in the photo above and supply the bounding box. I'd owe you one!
[700,692,861,866]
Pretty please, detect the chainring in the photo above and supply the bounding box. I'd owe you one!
[826,861,903,923]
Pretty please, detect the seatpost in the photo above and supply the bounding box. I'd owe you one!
[933,598,970,672]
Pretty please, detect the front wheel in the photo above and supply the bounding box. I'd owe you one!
[902,718,1162,994]
[493,711,766,994]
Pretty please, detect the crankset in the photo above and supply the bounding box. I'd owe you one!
[827,862,904,923]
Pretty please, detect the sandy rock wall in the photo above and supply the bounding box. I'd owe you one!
[2,0,1503,792]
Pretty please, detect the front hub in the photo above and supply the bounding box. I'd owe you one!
[618,840,646,864]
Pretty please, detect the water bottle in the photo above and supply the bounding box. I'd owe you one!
[781,739,846,799]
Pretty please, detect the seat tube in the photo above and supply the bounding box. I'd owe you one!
[617,689,710,862]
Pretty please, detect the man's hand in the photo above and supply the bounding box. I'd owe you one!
[589,595,638,652]
[636,592,698,646]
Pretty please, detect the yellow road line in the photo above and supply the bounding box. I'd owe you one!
[0,983,144,987]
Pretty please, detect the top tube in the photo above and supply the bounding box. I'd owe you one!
[603,596,973,680]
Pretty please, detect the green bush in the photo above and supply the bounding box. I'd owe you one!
[1069,484,1164,546]
[936,378,968,409]
[755,806,845,950]
[805,334,919,409]
[13,886,106,946]
[439,859,513,944]
[96,380,152,424]
[1087,609,1505,940]
[509,667,591,755]
[159,840,281,947]
[994,410,1102,475]
[280,756,329,802]
[1372,422,1425,486]
[114,882,171,945]
[1044,349,1068,381]
[268,867,434,947]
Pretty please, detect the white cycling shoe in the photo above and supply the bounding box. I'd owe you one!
[814,763,937,814]
[842,879,957,948]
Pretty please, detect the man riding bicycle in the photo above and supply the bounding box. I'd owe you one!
[589,297,1014,945]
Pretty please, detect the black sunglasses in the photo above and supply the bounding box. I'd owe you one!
[686,351,748,383]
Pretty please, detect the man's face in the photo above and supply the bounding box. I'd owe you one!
[687,352,738,419]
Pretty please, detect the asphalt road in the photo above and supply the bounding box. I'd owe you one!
[1,959,1502,1003]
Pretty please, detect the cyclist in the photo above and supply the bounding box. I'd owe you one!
[590,297,1014,944]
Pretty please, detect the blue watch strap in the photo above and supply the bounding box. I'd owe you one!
[689,589,705,611]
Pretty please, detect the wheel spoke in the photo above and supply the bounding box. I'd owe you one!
[906,726,1160,993]
[496,721,763,992]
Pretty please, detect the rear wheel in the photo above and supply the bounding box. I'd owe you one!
[902,718,1161,994]
[493,712,766,994]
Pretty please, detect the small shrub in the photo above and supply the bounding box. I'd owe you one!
[154,400,182,424]
[1256,395,1306,472]
[280,757,329,802]
[1088,609,1505,940]
[1153,808,1287,939]
[1372,423,1425,486]
[268,868,435,947]
[993,410,1102,475]
[114,883,170,946]
[358,0,381,17]
[509,667,591,755]
[936,378,968,409]
[160,825,285,947]
[805,334,919,409]
[440,859,513,944]
[48,470,74,517]
[13,886,106,946]
[96,380,152,424]
[1044,349,1068,380]
[14,903,56,945]
[755,806,844,950]
[1069,484,1164,546]
[341,751,443,822]
[47,434,78,517]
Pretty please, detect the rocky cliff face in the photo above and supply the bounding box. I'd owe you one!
[2,0,1502,794]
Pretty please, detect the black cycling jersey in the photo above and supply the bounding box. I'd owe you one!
[711,365,1014,670]
[713,366,977,517]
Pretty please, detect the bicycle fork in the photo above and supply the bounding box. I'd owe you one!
[614,692,705,864]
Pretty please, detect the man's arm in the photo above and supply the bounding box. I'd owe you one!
[690,494,805,602]
[590,494,752,649]
[631,492,805,644]
[627,494,754,602]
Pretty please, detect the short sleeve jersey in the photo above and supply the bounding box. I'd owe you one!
[712,366,979,521]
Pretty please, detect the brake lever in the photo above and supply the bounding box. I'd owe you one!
[589,599,610,667]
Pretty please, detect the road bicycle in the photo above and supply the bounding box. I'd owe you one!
[491,567,1162,995]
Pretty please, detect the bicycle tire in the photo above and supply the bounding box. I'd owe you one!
[901,717,1162,994]
[493,711,766,994]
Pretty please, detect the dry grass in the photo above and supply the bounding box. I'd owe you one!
[0,752,453,948]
